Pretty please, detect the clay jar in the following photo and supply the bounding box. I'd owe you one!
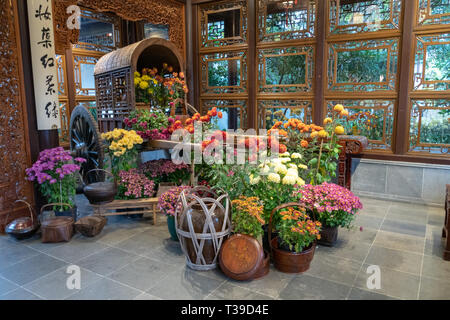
[179,201,225,265]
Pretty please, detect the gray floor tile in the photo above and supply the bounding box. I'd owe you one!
[338,227,378,244]
[305,254,362,286]
[427,211,446,227]
[0,288,43,300]
[279,274,351,300]
[419,276,450,300]
[374,231,425,253]
[95,225,145,245]
[66,277,141,300]
[347,287,397,300]
[134,292,162,300]
[0,253,66,286]
[77,247,139,276]
[424,225,446,259]
[0,242,40,271]
[109,257,178,291]
[380,219,426,238]
[114,232,166,256]
[0,276,18,296]
[146,269,224,300]
[144,239,186,264]
[359,204,388,218]
[206,282,273,300]
[45,238,109,263]
[365,245,422,275]
[387,205,428,225]
[18,234,67,253]
[354,215,384,230]
[421,255,450,282]
[224,266,292,298]
[315,238,372,262]
[358,197,392,207]
[353,264,420,300]
[24,267,103,300]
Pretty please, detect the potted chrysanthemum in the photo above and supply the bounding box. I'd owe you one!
[158,185,192,241]
[269,203,321,273]
[293,182,363,246]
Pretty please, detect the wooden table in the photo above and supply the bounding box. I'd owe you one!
[91,198,159,225]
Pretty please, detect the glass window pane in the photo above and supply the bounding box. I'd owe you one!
[409,99,449,154]
[326,100,395,151]
[258,0,315,42]
[76,11,118,53]
[418,0,450,26]
[329,0,401,34]
[328,39,399,91]
[258,100,313,130]
[208,59,241,87]
[201,51,247,94]
[258,46,314,93]
[74,55,99,96]
[202,100,247,130]
[414,33,450,91]
[144,23,169,40]
[200,1,247,48]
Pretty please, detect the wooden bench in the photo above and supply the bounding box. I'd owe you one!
[91,198,159,225]
[443,184,450,261]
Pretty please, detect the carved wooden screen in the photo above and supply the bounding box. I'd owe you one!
[408,1,450,155]
[0,0,34,226]
[325,0,402,153]
[198,0,249,130]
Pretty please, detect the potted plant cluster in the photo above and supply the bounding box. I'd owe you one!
[269,204,322,273]
[123,109,171,141]
[140,159,191,186]
[293,182,363,246]
[26,147,86,217]
[158,185,192,241]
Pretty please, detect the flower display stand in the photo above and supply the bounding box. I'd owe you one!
[91,198,159,225]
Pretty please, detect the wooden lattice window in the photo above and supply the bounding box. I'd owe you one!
[257,45,315,93]
[201,99,248,130]
[258,100,313,130]
[417,0,450,26]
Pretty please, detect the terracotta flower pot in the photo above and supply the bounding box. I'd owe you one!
[318,224,338,247]
[271,237,316,273]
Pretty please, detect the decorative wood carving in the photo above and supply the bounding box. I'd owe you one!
[337,135,369,190]
[0,0,34,231]
[53,0,79,54]
[77,0,185,54]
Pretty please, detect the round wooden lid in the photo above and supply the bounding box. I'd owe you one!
[41,217,74,228]
[219,234,264,281]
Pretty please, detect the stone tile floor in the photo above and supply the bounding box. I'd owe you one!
[0,195,449,300]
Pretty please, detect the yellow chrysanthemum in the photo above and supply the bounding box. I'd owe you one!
[275,164,287,175]
[298,164,308,170]
[268,173,281,184]
[134,71,141,78]
[139,81,149,90]
[334,104,344,112]
[141,75,151,81]
[323,117,333,125]
[291,152,302,159]
[282,175,297,185]
[286,168,298,177]
[296,177,306,185]
[134,77,141,86]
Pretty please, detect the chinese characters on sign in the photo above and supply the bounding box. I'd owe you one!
[27,0,60,130]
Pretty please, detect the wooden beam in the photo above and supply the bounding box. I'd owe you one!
[313,0,326,125]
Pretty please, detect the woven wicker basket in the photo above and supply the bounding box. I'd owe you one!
[74,216,107,237]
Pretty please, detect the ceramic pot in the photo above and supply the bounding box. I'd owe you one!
[271,237,316,273]
[167,215,178,241]
[318,224,338,247]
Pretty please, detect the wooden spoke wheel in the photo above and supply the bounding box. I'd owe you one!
[70,105,104,183]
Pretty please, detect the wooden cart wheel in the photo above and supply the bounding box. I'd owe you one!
[70,105,104,183]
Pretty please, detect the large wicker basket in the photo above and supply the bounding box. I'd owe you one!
[74,216,107,237]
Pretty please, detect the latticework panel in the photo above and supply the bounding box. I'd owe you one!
[200,0,248,48]
[328,0,402,35]
[201,99,247,130]
[409,99,449,155]
[413,33,450,91]
[257,0,316,42]
[326,100,395,151]
[74,55,99,96]
[417,0,450,26]
[59,101,70,145]
[258,45,314,93]
[0,0,34,213]
[327,38,399,92]
[258,100,313,130]
[201,51,248,95]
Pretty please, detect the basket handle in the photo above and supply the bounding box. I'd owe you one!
[8,200,36,225]
[40,202,73,220]
[83,169,115,185]
[268,202,306,253]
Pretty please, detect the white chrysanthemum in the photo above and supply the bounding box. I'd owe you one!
[296,177,306,185]
[288,163,298,169]
[282,175,297,185]
[280,152,290,157]
[280,157,290,163]
[291,152,302,159]
[268,173,281,183]
[249,174,261,185]
[275,164,287,175]
[298,164,308,170]
[287,168,299,177]
[261,165,270,174]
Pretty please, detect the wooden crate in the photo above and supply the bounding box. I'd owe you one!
[91,198,160,225]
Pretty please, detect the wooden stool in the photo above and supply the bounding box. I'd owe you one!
[91,198,159,225]
[443,184,450,261]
